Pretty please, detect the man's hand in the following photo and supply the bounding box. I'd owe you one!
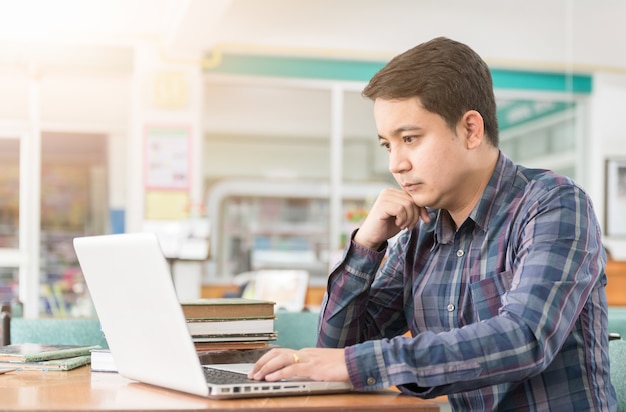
[355,188,430,250]
[248,347,349,383]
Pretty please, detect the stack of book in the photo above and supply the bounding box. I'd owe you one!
[91,298,277,373]
[180,298,277,351]
[0,343,101,371]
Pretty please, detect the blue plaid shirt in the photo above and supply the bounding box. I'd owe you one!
[318,153,617,411]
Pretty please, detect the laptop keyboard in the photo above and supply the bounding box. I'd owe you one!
[202,367,259,385]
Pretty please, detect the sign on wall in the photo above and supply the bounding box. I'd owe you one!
[144,125,191,190]
[144,125,191,221]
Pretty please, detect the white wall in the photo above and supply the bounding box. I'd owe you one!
[0,74,29,124]
[203,81,377,140]
[203,136,373,182]
[0,72,131,130]
[202,80,383,183]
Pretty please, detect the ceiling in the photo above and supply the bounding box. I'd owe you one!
[1,0,626,73]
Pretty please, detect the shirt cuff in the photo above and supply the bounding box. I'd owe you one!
[345,340,390,391]
[350,228,388,254]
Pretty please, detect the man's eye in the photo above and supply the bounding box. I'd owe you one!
[379,142,391,151]
[404,135,417,143]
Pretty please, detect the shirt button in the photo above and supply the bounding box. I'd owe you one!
[366,377,376,386]
[447,304,455,312]
[456,249,464,257]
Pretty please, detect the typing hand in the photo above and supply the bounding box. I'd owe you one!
[248,347,349,383]
[355,188,430,250]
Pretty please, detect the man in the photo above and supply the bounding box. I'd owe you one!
[249,37,617,411]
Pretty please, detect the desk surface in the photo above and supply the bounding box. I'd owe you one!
[0,365,439,411]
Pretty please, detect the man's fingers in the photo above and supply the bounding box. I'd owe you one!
[248,349,300,381]
[387,196,421,230]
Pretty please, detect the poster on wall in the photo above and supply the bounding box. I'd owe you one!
[144,125,191,190]
[605,158,626,237]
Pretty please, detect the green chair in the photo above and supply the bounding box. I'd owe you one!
[274,310,319,350]
[611,338,626,411]
[10,312,319,351]
[9,312,319,351]
[10,318,108,348]
[609,307,626,339]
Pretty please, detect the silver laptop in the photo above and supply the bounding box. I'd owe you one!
[73,232,352,399]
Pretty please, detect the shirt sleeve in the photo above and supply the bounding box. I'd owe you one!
[316,232,402,348]
[318,183,607,397]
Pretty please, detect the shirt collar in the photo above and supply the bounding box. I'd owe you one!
[433,151,516,242]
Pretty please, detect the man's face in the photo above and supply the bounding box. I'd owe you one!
[374,97,470,212]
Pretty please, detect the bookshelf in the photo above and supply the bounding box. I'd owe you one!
[206,179,388,281]
[0,132,107,316]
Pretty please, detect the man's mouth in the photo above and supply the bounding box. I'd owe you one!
[402,182,421,191]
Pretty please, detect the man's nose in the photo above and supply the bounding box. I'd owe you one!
[388,148,410,174]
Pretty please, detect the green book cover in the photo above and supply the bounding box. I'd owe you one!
[0,343,100,362]
[0,355,92,371]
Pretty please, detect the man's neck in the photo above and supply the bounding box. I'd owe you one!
[448,148,500,228]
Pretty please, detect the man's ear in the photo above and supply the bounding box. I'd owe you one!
[459,110,485,149]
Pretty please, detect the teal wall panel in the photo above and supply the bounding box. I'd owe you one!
[206,53,592,94]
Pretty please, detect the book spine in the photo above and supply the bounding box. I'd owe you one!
[186,319,274,335]
[24,346,100,362]
[181,305,275,318]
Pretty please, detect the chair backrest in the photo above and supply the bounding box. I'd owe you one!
[610,339,626,411]
[274,310,319,349]
[10,318,108,348]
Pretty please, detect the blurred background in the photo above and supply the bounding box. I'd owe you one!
[1,0,625,317]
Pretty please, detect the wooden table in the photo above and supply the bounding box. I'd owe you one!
[0,366,439,411]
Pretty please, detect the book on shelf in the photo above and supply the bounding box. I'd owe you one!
[0,343,101,362]
[0,355,92,371]
[179,298,275,319]
[186,316,275,336]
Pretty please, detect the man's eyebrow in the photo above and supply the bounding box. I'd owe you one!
[378,125,423,140]
[394,125,423,134]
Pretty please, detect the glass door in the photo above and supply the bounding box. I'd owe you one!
[0,132,26,314]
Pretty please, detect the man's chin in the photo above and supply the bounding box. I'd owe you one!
[410,195,429,208]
